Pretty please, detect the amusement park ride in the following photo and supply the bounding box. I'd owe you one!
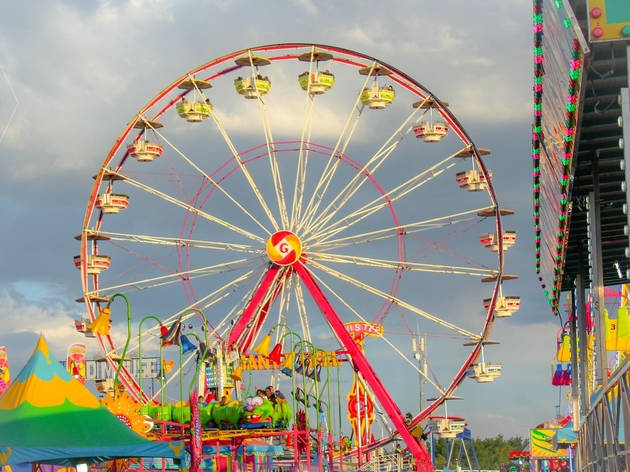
[72,44,519,472]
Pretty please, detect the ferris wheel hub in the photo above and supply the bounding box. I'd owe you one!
[266,230,302,266]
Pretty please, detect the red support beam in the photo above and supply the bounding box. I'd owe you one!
[227,264,281,348]
[240,277,285,352]
[294,261,432,472]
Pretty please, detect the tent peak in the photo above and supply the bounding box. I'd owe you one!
[34,336,51,363]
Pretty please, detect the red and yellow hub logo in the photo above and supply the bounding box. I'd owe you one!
[266,231,302,266]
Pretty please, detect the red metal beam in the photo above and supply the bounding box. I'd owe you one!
[240,274,286,352]
[294,261,432,472]
[227,265,281,348]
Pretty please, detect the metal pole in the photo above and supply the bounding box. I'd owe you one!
[414,336,427,412]
[362,377,370,461]
[570,287,580,434]
[576,271,589,415]
[356,373,363,468]
[622,62,630,286]
[588,185,607,389]
[624,43,630,239]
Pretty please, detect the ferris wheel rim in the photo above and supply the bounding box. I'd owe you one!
[77,42,507,446]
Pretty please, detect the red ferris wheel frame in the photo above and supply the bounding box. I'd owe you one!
[78,43,507,471]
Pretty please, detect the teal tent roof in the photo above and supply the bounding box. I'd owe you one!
[0,336,184,466]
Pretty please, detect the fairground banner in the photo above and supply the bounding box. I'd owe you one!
[530,428,570,459]
[66,343,87,384]
[0,346,9,396]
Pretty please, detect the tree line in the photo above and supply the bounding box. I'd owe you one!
[429,434,528,470]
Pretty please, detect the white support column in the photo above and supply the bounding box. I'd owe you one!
[576,272,589,415]
[588,189,607,390]
[570,287,580,432]
[622,87,630,271]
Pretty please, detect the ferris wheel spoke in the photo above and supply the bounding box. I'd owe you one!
[86,255,264,296]
[304,140,396,237]
[98,230,261,254]
[312,208,488,252]
[209,108,280,232]
[121,266,265,358]
[243,51,291,229]
[239,267,289,350]
[297,115,363,234]
[164,266,264,328]
[128,304,232,362]
[248,271,294,359]
[290,102,315,231]
[98,265,245,295]
[306,103,426,235]
[272,272,294,344]
[139,115,273,237]
[201,267,271,345]
[278,272,293,330]
[150,350,198,403]
[293,273,312,343]
[305,268,446,395]
[296,62,378,234]
[290,50,319,230]
[227,264,286,348]
[267,274,295,386]
[306,158,459,245]
[308,252,498,278]
[308,259,480,340]
[102,169,265,244]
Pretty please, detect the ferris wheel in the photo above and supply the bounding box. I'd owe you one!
[75,43,517,458]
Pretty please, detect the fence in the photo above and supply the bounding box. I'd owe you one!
[577,359,630,471]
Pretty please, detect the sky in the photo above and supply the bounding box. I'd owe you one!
[0,0,568,440]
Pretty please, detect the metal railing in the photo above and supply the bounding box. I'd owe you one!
[358,452,415,472]
[578,359,630,471]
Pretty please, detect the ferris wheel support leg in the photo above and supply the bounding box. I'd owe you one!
[240,275,287,352]
[294,261,433,472]
[226,264,281,348]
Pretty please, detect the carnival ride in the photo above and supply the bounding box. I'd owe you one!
[74,43,517,471]
[426,425,481,472]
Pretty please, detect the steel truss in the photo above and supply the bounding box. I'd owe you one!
[578,360,630,471]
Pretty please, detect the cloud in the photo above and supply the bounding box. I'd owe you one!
[216,95,347,140]
[0,287,82,367]
[0,0,532,181]
[0,0,175,178]
[449,77,532,123]
[289,0,317,15]
[454,319,562,437]
[0,284,143,377]
[0,0,558,441]
[0,67,19,146]
[346,27,372,46]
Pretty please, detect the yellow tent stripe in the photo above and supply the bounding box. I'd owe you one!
[0,375,99,410]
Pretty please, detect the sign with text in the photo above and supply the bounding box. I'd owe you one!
[62,357,160,380]
[239,352,342,371]
[344,321,384,340]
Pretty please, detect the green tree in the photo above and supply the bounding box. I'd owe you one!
[428,434,528,469]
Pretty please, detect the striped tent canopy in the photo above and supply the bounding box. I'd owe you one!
[0,336,184,466]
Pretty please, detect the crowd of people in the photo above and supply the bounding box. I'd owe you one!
[256,385,285,405]
[197,385,286,407]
